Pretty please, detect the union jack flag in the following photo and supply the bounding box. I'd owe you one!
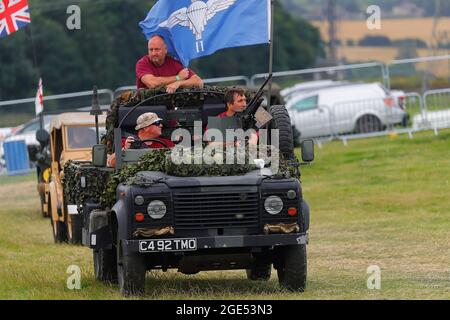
[0,0,31,38]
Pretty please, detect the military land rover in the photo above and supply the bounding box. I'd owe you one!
[64,84,314,296]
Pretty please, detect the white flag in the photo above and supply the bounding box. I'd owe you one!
[35,78,43,115]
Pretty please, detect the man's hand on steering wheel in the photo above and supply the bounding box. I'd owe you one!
[139,138,170,148]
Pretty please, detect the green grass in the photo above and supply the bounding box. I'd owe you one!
[0,130,450,299]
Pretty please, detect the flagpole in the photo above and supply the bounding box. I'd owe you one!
[25,4,43,127]
[267,0,274,108]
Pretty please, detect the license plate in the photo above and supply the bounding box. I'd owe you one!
[139,238,197,253]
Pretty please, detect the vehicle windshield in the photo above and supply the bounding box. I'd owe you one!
[66,126,105,149]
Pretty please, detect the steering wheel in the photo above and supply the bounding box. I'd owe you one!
[138,138,170,149]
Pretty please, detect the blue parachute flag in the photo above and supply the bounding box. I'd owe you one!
[139,0,271,67]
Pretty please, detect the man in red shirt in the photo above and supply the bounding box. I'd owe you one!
[208,88,258,146]
[136,35,203,93]
[107,112,175,167]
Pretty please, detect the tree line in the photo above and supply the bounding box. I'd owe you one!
[0,0,323,101]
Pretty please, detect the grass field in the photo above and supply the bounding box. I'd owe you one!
[0,130,449,299]
[311,17,450,79]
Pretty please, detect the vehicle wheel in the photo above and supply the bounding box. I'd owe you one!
[276,244,307,292]
[39,191,47,218]
[355,115,383,134]
[292,125,301,148]
[117,239,146,296]
[94,248,118,283]
[268,105,295,160]
[246,259,272,281]
[50,218,67,243]
[67,214,83,244]
[49,195,67,243]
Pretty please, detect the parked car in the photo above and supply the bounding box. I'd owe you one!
[2,115,53,152]
[390,89,407,111]
[286,82,409,138]
[281,80,349,102]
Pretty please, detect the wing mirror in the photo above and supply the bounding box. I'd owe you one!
[301,139,314,163]
[92,145,106,167]
[36,129,50,147]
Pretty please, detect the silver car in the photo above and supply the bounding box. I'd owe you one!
[285,82,408,138]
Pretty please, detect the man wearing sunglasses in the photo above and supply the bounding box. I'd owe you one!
[107,112,174,167]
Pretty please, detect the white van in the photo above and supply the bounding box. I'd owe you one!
[286,82,408,138]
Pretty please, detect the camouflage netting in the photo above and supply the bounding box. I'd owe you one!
[100,146,299,208]
[63,87,299,209]
[63,161,112,210]
[103,86,258,154]
[64,147,299,209]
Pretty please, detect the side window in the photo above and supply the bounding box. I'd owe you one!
[292,96,318,112]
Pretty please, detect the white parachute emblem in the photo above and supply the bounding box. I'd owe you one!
[159,0,236,53]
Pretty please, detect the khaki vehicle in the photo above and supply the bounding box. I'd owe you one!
[37,112,106,243]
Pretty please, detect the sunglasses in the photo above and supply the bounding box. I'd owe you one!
[151,120,162,126]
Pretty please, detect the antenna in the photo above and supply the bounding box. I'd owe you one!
[90,86,103,144]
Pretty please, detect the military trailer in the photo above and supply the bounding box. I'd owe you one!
[35,112,106,244]
[65,86,314,296]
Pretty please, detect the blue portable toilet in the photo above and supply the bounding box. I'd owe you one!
[3,140,31,176]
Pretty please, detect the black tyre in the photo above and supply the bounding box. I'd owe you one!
[51,219,67,243]
[39,191,47,218]
[49,196,67,243]
[269,105,295,160]
[292,125,301,148]
[355,115,383,134]
[94,248,118,283]
[276,244,307,292]
[246,260,272,281]
[67,214,83,244]
[117,239,146,296]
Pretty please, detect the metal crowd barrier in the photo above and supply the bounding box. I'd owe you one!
[251,62,387,88]
[422,89,450,132]
[290,92,445,145]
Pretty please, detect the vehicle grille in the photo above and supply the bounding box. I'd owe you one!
[173,189,259,229]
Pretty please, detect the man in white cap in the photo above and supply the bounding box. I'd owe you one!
[107,112,174,167]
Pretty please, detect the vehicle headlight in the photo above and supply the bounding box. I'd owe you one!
[147,200,166,219]
[264,196,283,215]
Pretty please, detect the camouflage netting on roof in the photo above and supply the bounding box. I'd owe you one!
[103,86,257,153]
[63,147,300,209]
[100,146,299,208]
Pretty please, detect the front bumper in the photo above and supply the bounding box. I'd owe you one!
[122,233,308,255]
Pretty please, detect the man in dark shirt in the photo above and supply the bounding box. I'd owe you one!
[136,35,203,93]
[107,112,175,167]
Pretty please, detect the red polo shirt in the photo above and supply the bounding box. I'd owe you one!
[121,137,175,149]
[136,56,196,89]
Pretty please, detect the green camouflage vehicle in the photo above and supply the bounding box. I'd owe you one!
[64,84,314,296]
